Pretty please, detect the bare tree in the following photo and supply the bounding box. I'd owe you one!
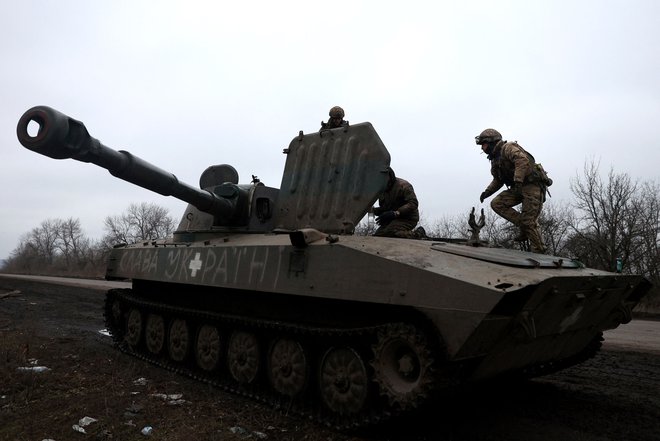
[29,219,60,266]
[354,213,377,236]
[629,181,660,286]
[102,202,176,247]
[537,200,574,256]
[102,213,132,246]
[426,212,470,239]
[54,218,90,267]
[2,218,96,275]
[3,234,41,273]
[568,159,640,272]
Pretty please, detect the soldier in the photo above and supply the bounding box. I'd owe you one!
[373,167,426,239]
[475,128,548,253]
[320,106,349,131]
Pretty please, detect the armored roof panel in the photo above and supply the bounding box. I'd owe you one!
[430,242,584,268]
[276,123,390,234]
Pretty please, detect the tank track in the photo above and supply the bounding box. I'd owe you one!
[103,288,440,429]
[103,287,604,428]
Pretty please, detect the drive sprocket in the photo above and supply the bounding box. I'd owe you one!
[371,323,435,409]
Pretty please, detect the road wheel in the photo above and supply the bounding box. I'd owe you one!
[125,308,142,347]
[227,331,260,384]
[168,318,190,362]
[268,338,307,397]
[319,347,369,415]
[145,314,165,355]
[195,324,221,371]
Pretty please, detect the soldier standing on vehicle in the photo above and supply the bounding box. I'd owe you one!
[475,128,551,254]
[320,106,349,131]
[373,167,426,239]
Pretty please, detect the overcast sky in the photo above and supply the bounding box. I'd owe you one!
[2,0,659,261]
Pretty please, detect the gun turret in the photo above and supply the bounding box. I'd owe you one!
[17,106,243,221]
[17,105,391,235]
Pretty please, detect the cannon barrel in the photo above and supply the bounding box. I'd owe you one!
[17,106,235,218]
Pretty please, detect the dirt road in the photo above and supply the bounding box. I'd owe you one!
[1,275,659,441]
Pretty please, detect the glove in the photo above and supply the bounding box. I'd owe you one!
[373,206,384,216]
[376,210,397,226]
[480,192,488,203]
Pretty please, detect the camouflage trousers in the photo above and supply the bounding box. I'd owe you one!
[374,219,418,238]
[491,184,546,253]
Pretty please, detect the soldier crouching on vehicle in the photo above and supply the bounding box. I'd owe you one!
[373,167,426,239]
[475,128,550,254]
[320,106,349,131]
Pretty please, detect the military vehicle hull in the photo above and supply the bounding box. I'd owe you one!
[103,233,649,426]
[17,106,651,428]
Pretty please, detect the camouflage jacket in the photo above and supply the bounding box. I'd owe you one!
[376,178,419,222]
[484,140,536,195]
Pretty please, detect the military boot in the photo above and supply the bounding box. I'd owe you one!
[413,226,427,239]
[526,229,546,254]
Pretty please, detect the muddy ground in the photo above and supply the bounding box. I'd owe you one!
[1,278,659,441]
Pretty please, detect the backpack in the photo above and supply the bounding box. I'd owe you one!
[509,142,553,188]
[533,163,553,187]
[511,141,553,201]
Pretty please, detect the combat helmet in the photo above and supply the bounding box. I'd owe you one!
[329,106,345,118]
[475,128,502,145]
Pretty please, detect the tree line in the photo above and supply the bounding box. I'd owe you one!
[2,161,658,308]
[1,202,176,278]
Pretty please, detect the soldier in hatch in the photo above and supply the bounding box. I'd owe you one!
[320,106,349,131]
[373,167,426,239]
[475,128,549,254]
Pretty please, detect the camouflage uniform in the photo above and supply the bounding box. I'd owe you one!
[373,176,420,238]
[320,106,349,131]
[481,140,546,253]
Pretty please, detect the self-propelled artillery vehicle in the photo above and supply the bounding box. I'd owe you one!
[17,106,651,428]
